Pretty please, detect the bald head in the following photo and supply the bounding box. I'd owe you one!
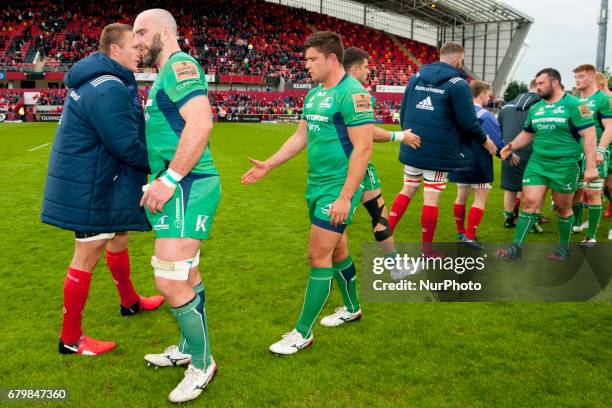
[135,8,177,37]
[134,8,180,67]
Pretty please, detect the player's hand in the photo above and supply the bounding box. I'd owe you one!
[329,196,351,226]
[140,179,175,214]
[584,166,599,184]
[482,137,498,156]
[500,143,513,160]
[401,129,421,149]
[241,158,271,184]
[510,153,520,166]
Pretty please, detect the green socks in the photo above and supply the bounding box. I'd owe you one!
[572,202,583,226]
[177,282,208,358]
[557,214,574,249]
[586,204,602,239]
[171,293,211,369]
[295,267,333,338]
[512,211,537,245]
[333,256,359,313]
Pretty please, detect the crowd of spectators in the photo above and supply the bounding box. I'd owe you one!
[0,87,401,123]
[0,0,437,86]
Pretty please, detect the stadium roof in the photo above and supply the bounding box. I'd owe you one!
[355,0,533,26]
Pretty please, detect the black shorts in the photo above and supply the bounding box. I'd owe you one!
[501,159,527,192]
[74,232,116,241]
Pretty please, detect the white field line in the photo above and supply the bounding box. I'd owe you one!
[28,142,50,152]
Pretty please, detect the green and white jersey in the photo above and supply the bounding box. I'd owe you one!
[144,51,217,176]
[524,94,595,164]
[301,74,374,186]
[576,89,612,143]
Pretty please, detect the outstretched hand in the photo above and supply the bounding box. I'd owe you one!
[241,158,271,184]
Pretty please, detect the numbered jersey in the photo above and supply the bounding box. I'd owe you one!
[524,94,594,164]
[301,74,374,186]
[144,51,217,176]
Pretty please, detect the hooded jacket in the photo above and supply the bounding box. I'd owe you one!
[398,61,487,172]
[41,52,151,233]
[498,91,540,160]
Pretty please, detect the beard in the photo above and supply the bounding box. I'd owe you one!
[539,88,553,100]
[142,33,163,67]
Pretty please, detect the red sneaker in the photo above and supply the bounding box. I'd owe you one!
[59,335,116,356]
[121,295,165,316]
[604,203,612,218]
[139,295,165,310]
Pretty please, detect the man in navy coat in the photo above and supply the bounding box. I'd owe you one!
[41,23,164,356]
[388,42,497,256]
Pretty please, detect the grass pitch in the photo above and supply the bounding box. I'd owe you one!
[0,122,610,407]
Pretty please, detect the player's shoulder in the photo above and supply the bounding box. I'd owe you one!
[339,75,370,94]
[562,93,582,107]
[164,52,204,81]
[87,74,128,95]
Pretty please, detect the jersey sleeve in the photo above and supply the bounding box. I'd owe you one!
[163,57,208,109]
[571,99,595,131]
[598,93,612,119]
[342,88,374,127]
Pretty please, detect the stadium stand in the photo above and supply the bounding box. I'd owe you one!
[1,0,437,86]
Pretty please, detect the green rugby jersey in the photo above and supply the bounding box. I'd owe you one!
[576,89,612,143]
[301,74,374,185]
[144,51,217,176]
[524,94,595,164]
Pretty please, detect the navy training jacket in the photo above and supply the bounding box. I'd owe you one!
[398,61,487,172]
[41,52,150,233]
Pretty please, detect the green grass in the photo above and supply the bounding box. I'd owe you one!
[0,122,610,407]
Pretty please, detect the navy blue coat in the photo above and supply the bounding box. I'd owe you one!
[41,52,151,233]
[398,62,487,172]
[449,104,506,184]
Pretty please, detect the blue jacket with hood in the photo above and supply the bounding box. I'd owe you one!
[41,52,151,233]
[398,61,488,172]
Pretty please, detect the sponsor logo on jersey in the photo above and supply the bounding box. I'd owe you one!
[352,93,373,112]
[307,123,321,132]
[69,90,80,101]
[196,215,209,232]
[534,107,545,116]
[146,98,153,107]
[578,104,593,118]
[172,61,200,82]
[416,96,434,111]
[176,79,201,91]
[305,114,329,123]
[305,103,314,109]
[154,215,170,231]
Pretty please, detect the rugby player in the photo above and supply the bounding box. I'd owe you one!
[134,9,219,403]
[498,68,598,260]
[242,32,374,353]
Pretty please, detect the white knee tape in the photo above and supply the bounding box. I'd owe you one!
[151,256,193,280]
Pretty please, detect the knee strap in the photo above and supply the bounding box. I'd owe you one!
[151,256,193,280]
[363,194,385,228]
[374,217,393,242]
